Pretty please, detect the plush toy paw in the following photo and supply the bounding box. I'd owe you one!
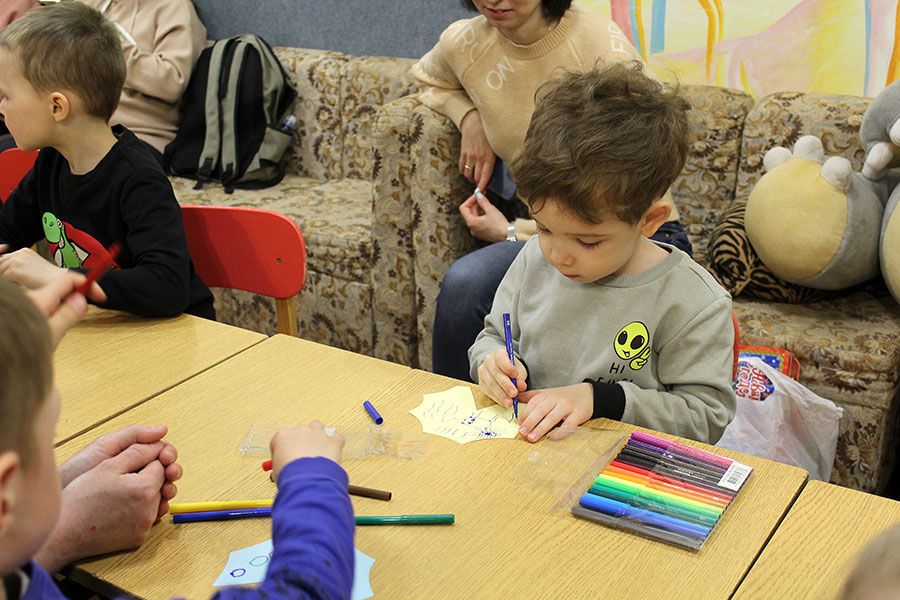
[745,135,883,289]
[860,79,900,304]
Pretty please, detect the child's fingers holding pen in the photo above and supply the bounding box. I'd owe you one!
[477,361,513,407]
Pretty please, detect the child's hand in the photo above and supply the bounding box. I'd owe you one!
[517,383,594,442]
[269,421,344,482]
[0,247,67,289]
[477,347,528,408]
[27,272,107,348]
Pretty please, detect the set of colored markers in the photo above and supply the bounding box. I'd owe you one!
[572,431,753,550]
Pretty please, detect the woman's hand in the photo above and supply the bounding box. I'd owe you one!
[459,192,510,242]
[459,109,496,193]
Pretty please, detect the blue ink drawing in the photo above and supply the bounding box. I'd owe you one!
[214,539,375,599]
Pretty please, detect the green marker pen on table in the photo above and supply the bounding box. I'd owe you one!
[355,514,455,525]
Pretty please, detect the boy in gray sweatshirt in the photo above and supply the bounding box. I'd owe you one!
[469,62,736,445]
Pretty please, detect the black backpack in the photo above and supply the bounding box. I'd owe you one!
[165,34,297,193]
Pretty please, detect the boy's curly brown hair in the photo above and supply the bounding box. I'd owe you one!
[510,61,690,225]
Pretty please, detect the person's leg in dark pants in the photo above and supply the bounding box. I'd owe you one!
[432,241,525,381]
[651,220,693,256]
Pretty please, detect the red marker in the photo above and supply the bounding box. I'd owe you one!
[75,242,121,295]
[262,459,273,471]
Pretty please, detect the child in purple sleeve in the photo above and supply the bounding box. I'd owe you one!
[0,273,355,599]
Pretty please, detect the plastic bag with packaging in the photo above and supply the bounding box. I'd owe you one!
[717,356,843,481]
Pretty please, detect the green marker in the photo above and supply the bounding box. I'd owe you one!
[355,514,454,525]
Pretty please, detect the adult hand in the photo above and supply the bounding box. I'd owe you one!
[459,191,509,242]
[516,383,594,443]
[270,420,345,482]
[0,247,68,289]
[57,424,180,490]
[459,109,496,192]
[477,347,528,408]
[26,272,106,349]
[35,442,171,573]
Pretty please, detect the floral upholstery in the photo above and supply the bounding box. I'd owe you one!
[171,48,417,359]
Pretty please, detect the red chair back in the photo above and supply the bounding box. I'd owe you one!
[180,205,306,335]
[0,148,39,204]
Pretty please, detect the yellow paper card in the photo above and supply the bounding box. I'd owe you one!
[409,385,518,444]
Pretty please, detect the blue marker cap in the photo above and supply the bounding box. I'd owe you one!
[364,400,383,424]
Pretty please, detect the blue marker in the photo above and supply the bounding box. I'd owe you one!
[578,493,711,539]
[502,313,517,418]
[173,507,272,523]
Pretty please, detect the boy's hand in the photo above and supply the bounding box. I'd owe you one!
[516,383,594,442]
[27,272,106,348]
[269,421,344,482]
[0,247,67,289]
[478,347,528,408]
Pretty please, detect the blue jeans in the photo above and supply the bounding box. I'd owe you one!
[430,221,693,380]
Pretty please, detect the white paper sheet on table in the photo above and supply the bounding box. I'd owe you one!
[213,539,374,599]
[410,385,519,444]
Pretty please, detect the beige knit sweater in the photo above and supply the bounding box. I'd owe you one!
[412,6,679,230]
[84,0,206,153]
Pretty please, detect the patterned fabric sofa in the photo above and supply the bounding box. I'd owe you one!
[374,85,900,493]
[170,48,418,357]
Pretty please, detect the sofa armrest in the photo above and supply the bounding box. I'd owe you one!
[372,96,477,369]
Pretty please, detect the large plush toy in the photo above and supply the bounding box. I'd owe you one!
[741,80,900,303]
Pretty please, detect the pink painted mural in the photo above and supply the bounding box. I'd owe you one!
[581,0,900,98]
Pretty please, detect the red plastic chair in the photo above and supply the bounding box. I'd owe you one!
[180,205,307,336]
[0,148,39,204]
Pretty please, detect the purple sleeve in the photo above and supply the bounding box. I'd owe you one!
[210,457,355,600]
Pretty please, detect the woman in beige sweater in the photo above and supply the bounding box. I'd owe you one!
[81,0,206,166]
[416,0,692,380]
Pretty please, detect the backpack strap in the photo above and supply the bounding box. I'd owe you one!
[218,38,252,192]
[238,35,292,124]
[194,39,232,188]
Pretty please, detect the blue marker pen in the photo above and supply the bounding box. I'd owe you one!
[502,313,517,418]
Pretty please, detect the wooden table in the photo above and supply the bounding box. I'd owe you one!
[733,480,900,599]
[53,307,266,445]
[56,336,806,600]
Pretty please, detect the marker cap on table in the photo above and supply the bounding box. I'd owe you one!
[364,400,383,424]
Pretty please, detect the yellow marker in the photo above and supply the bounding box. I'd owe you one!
[169,499,273,514]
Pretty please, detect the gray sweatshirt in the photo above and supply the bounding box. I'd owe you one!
[469,237,737,444]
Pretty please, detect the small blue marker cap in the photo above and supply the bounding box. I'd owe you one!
[364,400,383,424]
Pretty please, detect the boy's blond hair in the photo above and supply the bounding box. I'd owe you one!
[837,522,900,600]
[0,278,53,467]
[0,2,126,121]
[510,61,690,225]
